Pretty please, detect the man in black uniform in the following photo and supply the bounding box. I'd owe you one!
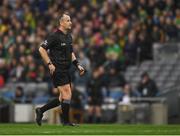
[87,66,104,123]
[35,12,85,126]
[137,72,158,97]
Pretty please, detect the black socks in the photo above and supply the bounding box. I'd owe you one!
[39,98,71,124]
[61,99,71,123]
[40,98,61,113]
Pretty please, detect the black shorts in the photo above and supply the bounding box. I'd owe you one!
[51,69,71,87]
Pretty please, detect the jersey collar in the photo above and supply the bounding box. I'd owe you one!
[56,28,69,35]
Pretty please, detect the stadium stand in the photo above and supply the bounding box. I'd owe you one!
[0,0,180,123]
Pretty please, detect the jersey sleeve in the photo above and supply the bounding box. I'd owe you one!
[40,34,56,50]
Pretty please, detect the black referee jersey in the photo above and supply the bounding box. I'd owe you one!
[41,29,73,69]
[40,29,73,86]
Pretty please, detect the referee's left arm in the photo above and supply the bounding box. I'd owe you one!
[71,52,85,76]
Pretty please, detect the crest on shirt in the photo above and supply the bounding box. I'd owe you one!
[61,43,66,46]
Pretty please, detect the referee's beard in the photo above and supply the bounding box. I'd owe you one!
[65,28,72,33]
[60,26,72,33]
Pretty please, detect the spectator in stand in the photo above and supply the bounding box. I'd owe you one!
[124,30,138,65]
[106,66,126,100]
[0,59,8,87]
[87,66,104,123]
[138,31,153,63]
[36,64,49,82]
[73,51,91,87]
[14,86,26,103]
[121,83,140,103]
[137,72,158,97]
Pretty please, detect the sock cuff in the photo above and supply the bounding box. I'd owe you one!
[62,99,71,104]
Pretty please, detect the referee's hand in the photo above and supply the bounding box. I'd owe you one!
[77,65,85,76]
[48,64,56,75]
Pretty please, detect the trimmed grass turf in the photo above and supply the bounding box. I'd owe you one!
[0,124,180,135]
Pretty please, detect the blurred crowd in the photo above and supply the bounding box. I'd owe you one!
[0,0,179,105]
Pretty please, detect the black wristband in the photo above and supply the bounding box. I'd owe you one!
[47,61,52,66]
[72,59,79,67]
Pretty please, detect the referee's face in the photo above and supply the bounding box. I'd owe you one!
[60,14,72,30]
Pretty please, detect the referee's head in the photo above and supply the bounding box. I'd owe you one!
[58,12,72,30]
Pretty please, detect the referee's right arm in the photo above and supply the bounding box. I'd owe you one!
[39,34,56,74]
[39,47,51,65]
[39,46,55,75]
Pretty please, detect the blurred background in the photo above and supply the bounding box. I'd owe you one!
[0,0,180,125]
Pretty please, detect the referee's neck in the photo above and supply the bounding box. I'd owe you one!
[59,27,68,34]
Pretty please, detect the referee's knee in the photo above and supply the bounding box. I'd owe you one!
[57,84,72,100]
[61,91,71,100]
[62,95,71,100]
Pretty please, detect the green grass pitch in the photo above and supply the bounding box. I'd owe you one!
[0,123,180,135]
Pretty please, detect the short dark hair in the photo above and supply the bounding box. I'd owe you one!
[141,71,149,78]
[58,11,70,21]
[16,86,23,91]
[16,86,24,96]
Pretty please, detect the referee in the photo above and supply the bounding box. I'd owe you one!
[35,12,85,126]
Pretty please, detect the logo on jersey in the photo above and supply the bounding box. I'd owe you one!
[61,43,66,46]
